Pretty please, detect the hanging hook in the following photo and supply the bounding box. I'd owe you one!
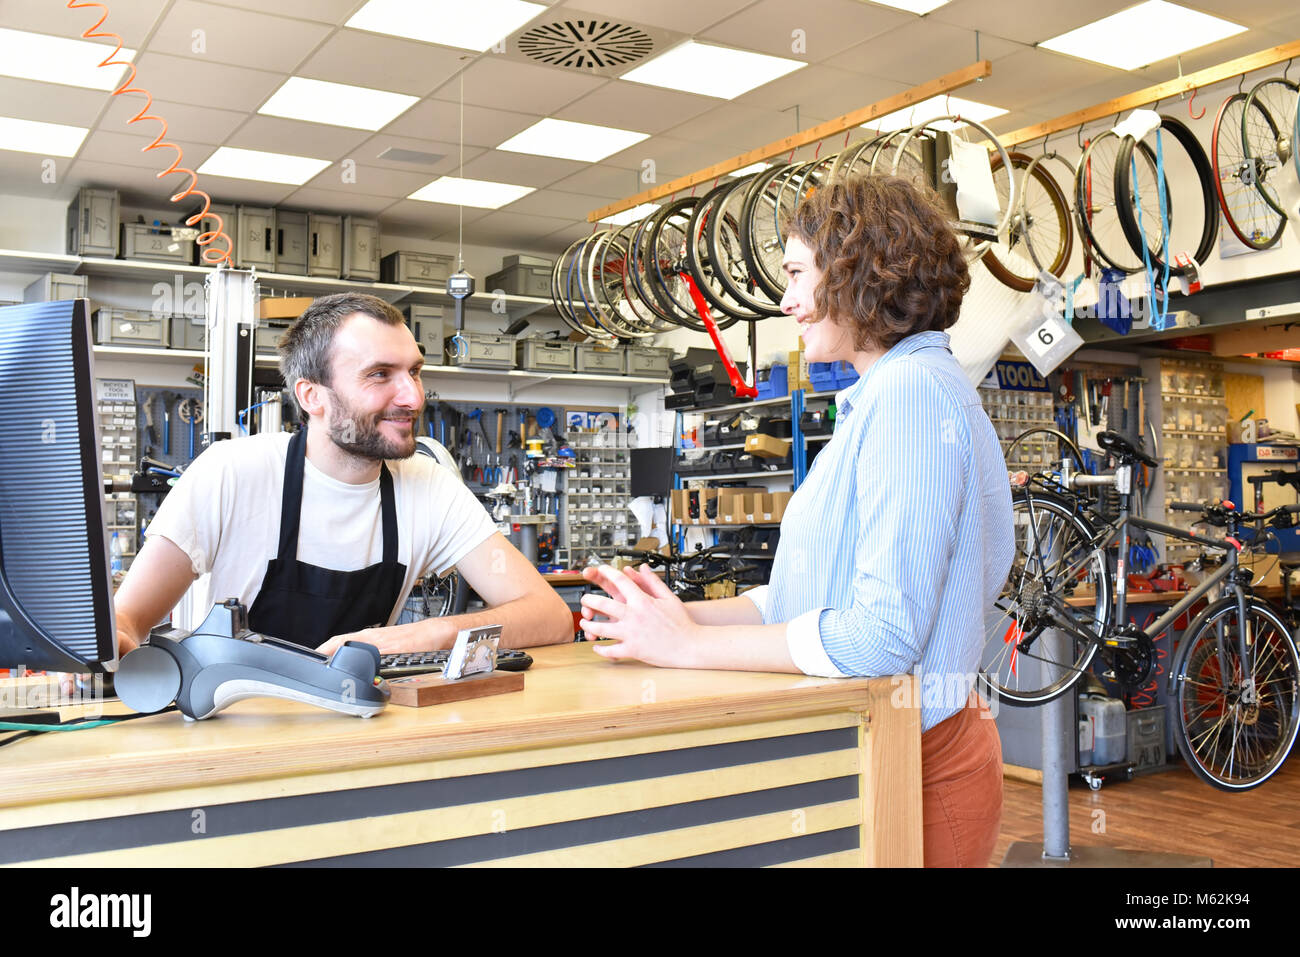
[1077,123,1085,150]
[1188,86,1205,120]
[1238,73,1246,94]
[1041,132,1050,157]
[1285,58,1295,83]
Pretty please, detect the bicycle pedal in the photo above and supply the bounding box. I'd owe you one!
[1102,635,1137,649]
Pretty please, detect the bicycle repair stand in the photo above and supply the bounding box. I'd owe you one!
[1001,629,1212,868]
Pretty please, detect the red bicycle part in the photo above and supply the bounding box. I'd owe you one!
[679,273,757,399]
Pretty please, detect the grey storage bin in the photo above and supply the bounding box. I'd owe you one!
[381,251,454,285]
[486,261,552,298]
[190,202,237,265]
[95,309,169,348]
[169,315,207,352]
[444,331,515,369]
[517,338,575,373]
[575,342,624,375]
[275,210,308,275]
[23,272,87,303]
[254,320,291,355]
[1127,705,1168,774]
[402,304,443,366]
[1079,694,1126,767]
[342,215,380,281]
[503,253,552,269]
[67,187,120,257]
[236,206,276,270]
[626,345,672,379]
[120,223,195,264]
[308,213,342,277]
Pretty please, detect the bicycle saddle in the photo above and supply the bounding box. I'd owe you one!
[1096,430,1159,468]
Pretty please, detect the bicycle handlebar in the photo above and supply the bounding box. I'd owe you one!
[1071,474,1116,488]
[1169,501,1300,526]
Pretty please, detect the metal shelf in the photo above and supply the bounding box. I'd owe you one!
[681,469,794,480]
[804,433,832,443]
[678,395,792,416]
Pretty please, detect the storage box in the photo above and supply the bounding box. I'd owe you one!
[444,331,515,369]
[254,320,291,354]
[575,342,624,375]
[275,210,308,275]
[67,187,120,257]
[120,223,195,263]
[381,251,455,285]
[258,297,313,320]
[718,487,764,524]
[626,346,673,379]
[833,360,859,389]
[342,215,380,281]
[517,338,575,373]
[756,364,788,399]
[487,261,553,298]
[744,433,792,459]
[235,205,276,270]
[503,253,553,269]
[809,362,838,393]
[23,272,87,303]
[191,202,237,265]
[1078,694,1126,767]
[1127,705,1167,774]
[169,315,207,351]
[307,213,342,277]
[402,304,443,365]
[95,309,169,348]
[787,349,810,391]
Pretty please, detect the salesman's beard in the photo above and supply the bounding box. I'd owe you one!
[323,392,417,462]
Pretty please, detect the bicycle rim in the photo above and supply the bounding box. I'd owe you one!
[740,163,796,300]
[981,151,1072,292]
[1242,77,1298,219]
[704,175,783,316]
[1076,131,1158,273]
[1172,598,1300,791]
[980,491,1110,706]
[1213,92,1286,250]
[685,178,765,321]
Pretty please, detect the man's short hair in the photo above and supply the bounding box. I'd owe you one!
[278,293,406,422]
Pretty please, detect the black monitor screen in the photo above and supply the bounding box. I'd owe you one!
[0,300,116,672]
[630,447,674,499]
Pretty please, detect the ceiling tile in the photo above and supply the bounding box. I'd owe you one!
[147,1,332,71]
[2,0,170,47]
[503,187,603,219]
[198,0,361,23]
[548,162,647,199]
[376,198,491,233]
[557,0,754,35]
[298,29,468,97]
[455,209,579,247]
[732,64,910,118]
[225,116,371,161]
[1156,29,1291,78]
[168,171,296,205]
[0,152,75,202]
[298,164,436,198]
[275,186,396,216]
[930,0,1135,46]
[660,103,816,148]
[0,78,113,128]
[556,82,716,134]
[457,150,589,188]
[383,100,536,149]
[1172,0,1297,28]
[825,18,1022,84]
[431,56,607,116]
[99,96,248,148]
[610,137,729,179]
[77,130,217,170]
[62,158,208,207]
[701,0,913,61]
[354,132,487,175]
[961,48,1124,115]
[131,52,285,112]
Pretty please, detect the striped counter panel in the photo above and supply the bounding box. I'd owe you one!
[2,714,866,867]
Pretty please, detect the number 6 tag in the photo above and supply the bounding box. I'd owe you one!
[1008,273,1084,377]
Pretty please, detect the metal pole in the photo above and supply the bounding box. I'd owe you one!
[1039,627,1072,861]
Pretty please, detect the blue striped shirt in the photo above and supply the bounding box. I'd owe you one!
[747,331,1014,731]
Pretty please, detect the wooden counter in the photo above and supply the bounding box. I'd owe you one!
[0,643,921,867]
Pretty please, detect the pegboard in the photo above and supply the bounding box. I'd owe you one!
[1224,372,1266,425]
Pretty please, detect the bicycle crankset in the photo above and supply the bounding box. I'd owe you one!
[1110,625,1155,687]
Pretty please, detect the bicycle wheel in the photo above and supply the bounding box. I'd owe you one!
[702,175,783,317]
[980,490,1111,706]
[1171,596,1300,791]
[684,178,766,321]
[609,222,675,335]
[1076,131,1166,273]
[1114,115,1218,276]
[981,151,1072,292]
[1004,426,1085,474]
[740,162,797,300]
[1242,77,1299,219]
[1213,92,1286,250]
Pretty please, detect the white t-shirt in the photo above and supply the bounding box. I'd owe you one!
[145,432,496,631]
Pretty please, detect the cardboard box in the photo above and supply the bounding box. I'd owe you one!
[671,488,690,525]
[788,348,811,391]
[744,433,792,459]
[258,296,313,320]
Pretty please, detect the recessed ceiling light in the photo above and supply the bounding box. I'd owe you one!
[408,176,535,209]
[862,94,1007,133]
[0,116,88,157]
[1039,1,1246,71]
[0,27,135,90]
[599,202,659,226]
[497,118,649,163]
[346,0,545,52]
[728,162,771,177]
[852,0,950,12]
[197,147,332,185]
[620,40,806,100]
[259,77,417,131]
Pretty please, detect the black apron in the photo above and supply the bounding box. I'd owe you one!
[248,427,407,649]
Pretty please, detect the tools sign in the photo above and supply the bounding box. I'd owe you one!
[993,360,1050,393]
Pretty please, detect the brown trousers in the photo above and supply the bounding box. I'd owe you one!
[919,696,1003,867]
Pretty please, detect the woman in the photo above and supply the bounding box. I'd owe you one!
[580,174,1015,867]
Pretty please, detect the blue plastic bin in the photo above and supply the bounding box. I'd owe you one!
[808,362,837,393]
[833,361,859,389]
[755,363,788,399]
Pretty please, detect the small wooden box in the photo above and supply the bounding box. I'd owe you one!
[386,669,524,707]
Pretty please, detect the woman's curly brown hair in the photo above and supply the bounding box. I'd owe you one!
[786,174,970,351]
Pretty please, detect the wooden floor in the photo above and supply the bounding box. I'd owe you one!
[994,757,1300,867]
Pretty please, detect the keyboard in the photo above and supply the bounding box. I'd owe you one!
[378,648,533,679]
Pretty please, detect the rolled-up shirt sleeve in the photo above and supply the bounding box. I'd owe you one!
[788,364,965,678]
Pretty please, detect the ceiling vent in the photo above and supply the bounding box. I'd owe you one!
[501,14,683,78]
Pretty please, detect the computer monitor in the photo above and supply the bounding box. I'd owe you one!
[629,446,674,499]
[0,300,117,673]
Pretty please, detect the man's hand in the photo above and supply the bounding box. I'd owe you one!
[58,627,140,698]
[315,618,454,657]
[578,564,701,668]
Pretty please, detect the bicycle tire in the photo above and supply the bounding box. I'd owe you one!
[981,151,1072,292]
[702,175,784,317]
[1241,77,1299,219]
[684,178,766,321]
[1114,115,1218,277]
[1004,426,1086,474]
[608,222,675,335]
[1212,92,1286,250]
[1076,131,1167,274]
[740,162,797,301]
[980,489,1111,707]
[587,227,654,339]
[1170,595,1300,791]
[646,198,742,333]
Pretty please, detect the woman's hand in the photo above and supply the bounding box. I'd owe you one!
[579,564,701,668]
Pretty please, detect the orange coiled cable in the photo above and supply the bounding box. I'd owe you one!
[67,0,233,266]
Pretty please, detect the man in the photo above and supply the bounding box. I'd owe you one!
[109,292,572,659]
